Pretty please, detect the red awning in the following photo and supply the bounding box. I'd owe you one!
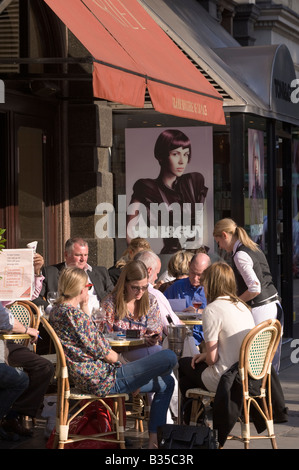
[44,0,225,124]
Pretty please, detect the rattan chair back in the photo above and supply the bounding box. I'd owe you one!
[239,319,281,394]
[40,316,128,449]
[7,302,34,347]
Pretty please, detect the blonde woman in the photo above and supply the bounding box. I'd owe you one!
[101,260,163,361]
[108,237,151,285]
[213,218,283,372]
[158,249,193,292]
[50,267,177,449]
[178,262,255,423]
[213,218,282,322]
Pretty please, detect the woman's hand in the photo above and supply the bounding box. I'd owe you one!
[191,352,206,369]
[144,329,159,346]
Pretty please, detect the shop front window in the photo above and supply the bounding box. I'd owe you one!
[244,122,267,249]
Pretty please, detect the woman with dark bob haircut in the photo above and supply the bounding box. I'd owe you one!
[127,129,208,254]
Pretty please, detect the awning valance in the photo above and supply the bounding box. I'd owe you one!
[44,0,225,124]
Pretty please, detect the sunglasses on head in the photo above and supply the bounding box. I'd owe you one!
[85,283,93,290]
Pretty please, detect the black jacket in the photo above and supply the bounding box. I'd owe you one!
[33,262,114,307]
[213,362,288,447]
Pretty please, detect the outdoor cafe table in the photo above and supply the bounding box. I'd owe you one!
[175,312,202,327]
[105,334,145,348]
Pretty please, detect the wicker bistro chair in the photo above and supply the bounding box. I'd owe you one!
[185,319,282,449]
[40,316,128,450]
[7,300,40,352]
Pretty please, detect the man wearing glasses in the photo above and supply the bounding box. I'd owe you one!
[163,253,211,346]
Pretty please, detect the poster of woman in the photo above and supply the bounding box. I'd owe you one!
[125,126,214,255]
[248,128,265,243]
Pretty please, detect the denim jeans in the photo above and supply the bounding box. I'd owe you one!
[0,363,29,419]
[109,349,177,433]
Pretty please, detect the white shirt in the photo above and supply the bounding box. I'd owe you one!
[201,296,255,392]
[148,284,182,335]
[233,241,261,295]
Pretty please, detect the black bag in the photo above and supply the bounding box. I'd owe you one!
[157,424,218,449]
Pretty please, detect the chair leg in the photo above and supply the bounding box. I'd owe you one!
[115,397,126,449]
[265,419,278,449]
[188,398,207,426]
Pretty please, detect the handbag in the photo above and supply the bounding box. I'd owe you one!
[157,424,218,449]
[46,398,126,449]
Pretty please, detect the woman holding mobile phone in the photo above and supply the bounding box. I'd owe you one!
[100,260,163,361]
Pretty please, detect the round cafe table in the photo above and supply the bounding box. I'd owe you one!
[105,335,145,348]
[175,312,202,327]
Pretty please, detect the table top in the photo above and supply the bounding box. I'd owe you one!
[175,312,202,326]
[105,334,145,347]
[180,319,202,326]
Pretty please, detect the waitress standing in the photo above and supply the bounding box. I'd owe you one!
[213,218,283,372]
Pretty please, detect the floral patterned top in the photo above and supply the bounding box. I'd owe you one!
[100,292,163,341]
[50,302,121,397]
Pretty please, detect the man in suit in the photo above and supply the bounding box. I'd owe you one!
[34,237,114,314]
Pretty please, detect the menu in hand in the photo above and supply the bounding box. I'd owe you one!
[0,248,34,301]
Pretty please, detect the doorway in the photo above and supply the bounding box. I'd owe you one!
[0,107,60,265]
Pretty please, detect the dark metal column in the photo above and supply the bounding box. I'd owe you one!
[266,119,278,286]
[282,126,293,338]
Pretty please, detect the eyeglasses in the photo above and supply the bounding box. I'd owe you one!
[129,284,149,292]
[85,283,93,290]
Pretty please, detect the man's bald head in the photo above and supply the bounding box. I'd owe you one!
[188,253,211,287]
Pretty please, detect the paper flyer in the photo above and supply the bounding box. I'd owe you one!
[0,248,34,301]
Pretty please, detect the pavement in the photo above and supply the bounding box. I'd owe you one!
[0,337,298,453]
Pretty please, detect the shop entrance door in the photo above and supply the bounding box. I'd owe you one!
[1,110,59,265]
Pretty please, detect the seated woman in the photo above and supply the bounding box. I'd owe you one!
[100,260,163,362]
[179,261,255,423]
[108,237,151,286]
[158,249,193,293]
[49,267,177,449]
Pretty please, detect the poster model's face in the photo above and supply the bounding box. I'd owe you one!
[166,146,190,178]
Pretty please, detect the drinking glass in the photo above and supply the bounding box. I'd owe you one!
[47,291,58,307]
[92,305,106,328]
[192,293,203,313]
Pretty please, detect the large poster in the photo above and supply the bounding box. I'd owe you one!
[248,128,265,243]
[125,126,214,255]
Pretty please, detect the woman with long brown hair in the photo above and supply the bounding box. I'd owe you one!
[101,260,163,361]
[178,261,255,423]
